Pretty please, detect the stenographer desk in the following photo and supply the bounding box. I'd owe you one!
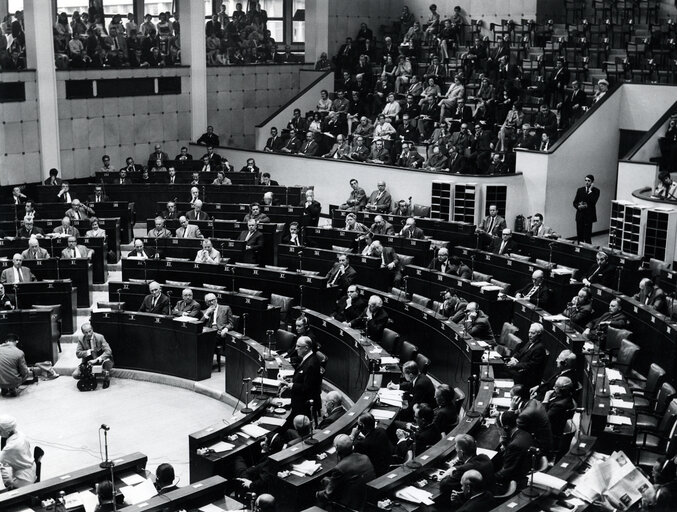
[589,283,677,383]
[330,209,477,247]
[403,264,513,333]
[120,259,334,318]
[189,332,294,482]
[0,452,147,510]
[90,310,217,381]
[0,258,91,308]
[0,308,60,363]
[303,226,432,266]
[4,280,77,333]
[37,184,304,222]
[155,202,304,225]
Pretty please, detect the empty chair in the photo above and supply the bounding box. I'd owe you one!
[410,293,431,308]
[612,339,640,377]
[238,288,264,297]
[380,328,401,355]
[636,399,677,471]
[415,353,431,374]
[400,341,419,362]
[270,293,294,325]
[605,326,632,353]
[453,387,466,413]
[275,328,297,354]
[631,364,666,410]
[472,271,492,282]
[509,254,531,263]
[490,279,511,294]
[413,204,431,217]
[636,383,677,430]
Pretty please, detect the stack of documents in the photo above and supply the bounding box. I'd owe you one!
[258,416,286,427]
[291,460,322,476]
[119,479,157,505]
[379,356,399,365]
[371,408,397,421]
[605,368,623,381]
[240,424,269,438]
[378,388,404,407]
[253,377,284,394]
[491,396,513,408]
[532,472,568,492]
[395,486,434,506]
[207,440,235,452]
[610,398,634,409]
[543,314,568,322]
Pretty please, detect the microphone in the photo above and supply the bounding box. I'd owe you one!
[100,424,110,431]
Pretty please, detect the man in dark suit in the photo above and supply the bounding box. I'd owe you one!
[334,286,368,324]
[510,384,554,453]
[505,323,547,389]
[201,293,234,336]
[17,219,44,239]
[634,278,668,315]
[263,127,285,153]
[281,336,322,420]
[389,360,435,421]
[316,434,375,509]
[433,384,458,434]
[11,187,27,205]
[369,241,402,287]
[115,169,133,185]
[439,434,495,505]
[318,391,346,429]
[138,281,170,315]
[351,412,393,476]
[282,222,303,246]
[174,147,193,161]
[441,289,468,319]
[562,287,595,330]
[428,247,453,273]
[186,200,210,221]
[162,201,179,220]
[583,298,630,340]
[351,294,389,342]
[298,131,320,157]
[326,253,357,293]
[395,404,441,461]
[398,217,425,239]
[280,129,303,154]
[582,251,616,288]
[558,80,587,129]
[341,179,367,212]
[148,144,169,168]
[0,283,16,310]
[365,181,392,213]
[476,205,506,238]
[455,470,494,512]
[44,168,63,186]
[0,254,35,284]
[543,376,576,448]
[495,410,535,489]
[531,349,578,401]
[122,157,144,173]
[515,270,552,311]
[450,256,473,280]
[127,239,156,260]
[196,126,220,147]
[171,288,202,318]
[301,189,321,227]
[572,174,600,244]
[201,146,223,168]
[458,302,494,340]
[238,219,264,264]
[489,228,519,256]
[88,185,110,204]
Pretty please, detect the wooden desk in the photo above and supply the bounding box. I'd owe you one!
[90,310,217,381]
[118,475,227,512]
[155,202,304,225]
[0,452,147,509]
[5,280,77,333]
[0,308,60,363]
[97,168,257,184]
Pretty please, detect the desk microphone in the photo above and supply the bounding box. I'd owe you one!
[304,400,319,444]
[241,378,254,414]
[13,284,19,310]
[241,313,249,336]
[100,424,110,431]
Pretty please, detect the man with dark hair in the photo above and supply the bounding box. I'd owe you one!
[439,434,495,505]
[458,302,494,340]
[264,127,284,152]
[494,410,535,488]
[238,219,264,264]
[634,277,668,315]
[197,126,220,147]
[44,168,63,186]
[351,412,393,476]
[244,203,271,224]
[334,285,367,324]
[653,171,677,200]
[584,299,629,341]
[0,334,30,397]
[509,384,553,452]
[433,384,458,434]
[440,289,468,319]
[0,284,16,310]
[388,360,435,420]
[562,287,594,330]
[326,253,357,293]
[582,251,616,288]
[282,222,303,246]
[341,179,367,212]
[154,463,178,494]
[572,174,600,244]
[95,480,120,511]
[395,403,441,460]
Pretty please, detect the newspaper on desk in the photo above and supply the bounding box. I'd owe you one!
[570,451,652,510]
[377,388,405,408]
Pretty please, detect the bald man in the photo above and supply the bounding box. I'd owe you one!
[0,254,35,284]
[280,336,322,421]
[138,281,170,315]
[201,293,233,336]
[543,376,576,442]
[318,391,347,428]
[52,216,80,237]
[428,247,452,273]
[455,470,493,511]
[254,494,275,512]
[65,199,95,221]
[21,238,50,260]
[365,181,392,212]
[0,415,37,487]
[515,270,552,310]
[171,288,201,318]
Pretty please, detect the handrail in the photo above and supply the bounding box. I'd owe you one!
[624,99,677,160]
[255,69,332,128]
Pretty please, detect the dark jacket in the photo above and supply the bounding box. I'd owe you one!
[317,452,375,509]
[433,403,458,434]
[440,454,495,498]
[238,229,264,264]
[354,427,393,476]
[510,339,547,389]
[495,428,535,486]
[301,199,322,227]
[456,491,495,512]
[544,394,575,438]
[171,299,202,318]
[489,237,519,256]
[289,352,322,418]
[583,261,616,288]
[401,373,436,412]
[634,286,669,315]
[334,295,367,323]
[517,399,553,452]
[138,293,171,315]
[326,263,357,291]
[318,405,347,429]
[573,186,600,223]
[517,282,552,311]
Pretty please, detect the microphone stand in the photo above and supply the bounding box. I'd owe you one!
[304,400,319,445]
[143,259,147,283]
[241,378,254,413]
[522,447,543,498]
[615,264,623,293]
[405,433,422,470]
[264,329,274,361]
[100,426,113,468]
[367,359,379,391]
[297,250,303,273]
[13,284,19,310]
[242,313,248,337]
[13,202,19,238]
[465,374,481,418]
[299,285,304,309]
[548,242,554,267]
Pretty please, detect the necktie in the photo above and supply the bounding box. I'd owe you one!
[331,267,344,286]
[72,248,76,258]
[183,228,189,238]
[152,296,158,309]
[17,269,23,282]
[213,306,218,326]
[525,286,537,298]
[487,217,494,235]
[500,242,506,254]
[120,179,124,185]
[441,263,446,273]
[75,211,80,220]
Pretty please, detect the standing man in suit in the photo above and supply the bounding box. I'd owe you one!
[127,239,156,260]
[1,254,35,284]
[388,360,436,421]
[341,179,367,212]
[505,323,547,389]
[175,216,204,239]
[238,219,264,264]
[369,241,402,287]
[73,323,114,388]
[171,288,201,318]
[542,376,576,448]
[280,336,322,420]
[138,281,171,315]
[515,270,552,310]
[60,236,91,259]
[201,293,233,336]
[634,278,668,315]
[509,384,553,453]
[494,410,535,489]
[326,254,357,293]
[572,174,600,244]
[0,284,16,310]
[365,181,392,213]
[301,189,321,227]
[334,285,368,324]
[21,238,49,260]
[489,228,518,256]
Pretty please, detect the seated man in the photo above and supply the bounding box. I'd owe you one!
[542,376,576,447]
[72,323,114,389]
[581,251,616,288]
[428,247,452,273]
[238,219,264,264]
[370,215,395,235]
[340,179,367,212]
[61,236,90,259]
[476,205,506,239]
[139,281,171,315]
[0,254,35,284]
[527,213,557,238]
[368,139,391,165]
[186,199,210,221]
[334,285,368,324]
[433,384,459,434]
[0,415,37,488]
[439,434,495,505]
[326,253,357,292]
[392,199,412,217]
[65,199,95,221]
[515,270,552,310]
[189,187,201,204]
[398,217,425,239]
[262,192,276,206]
[454,470,494,511]
[212,170,232,185]
[172,288,201,318]
[494,410,535,489]
[318,391,347,428]
[653,171,677,200]
[509,384,553,453]
[56,182,72,203]
[351,295,389,342]
[85,218,106,238]
[154,463,179,495]
[531,349,577,401]
[583,298,630,341]
[0,334,31,397]
[634,277,668,315]
[243,202,271,224]
[11,187,27,205]
[344,212,369,233]
[562,287,594,330]
[95,480,125,510]
[17,218,44,238]
[21,237,50,260]
[264,127,284,153]
[260,172,279,186]
[450,255,473,280]
[315,434,375,509]
[395,403,441,461]
[282,222,303,246]
[350,412,393,477]
[298,131,320,156]
[505,323,547,389]
[459,302,494,340]
[369,241,402,287]
[0,284,16,310]
[489,228,518,255]
[239,158,259,174]
[146,217,172,238]
[201,293,234,337]
[175,216,204,239]
[365,181,393,212]
[52,216,80,237]
[128,239,156,260]
[162,201,179,220]
[440,289,468,319]
[195,238,221,264]
[388,360,435,421]
[301,189,322,227]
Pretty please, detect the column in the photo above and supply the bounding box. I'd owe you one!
[24,0,61,179]
[304,0,329,64]
[178,0,207,142]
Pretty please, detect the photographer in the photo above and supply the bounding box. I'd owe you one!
[72,323,114,389]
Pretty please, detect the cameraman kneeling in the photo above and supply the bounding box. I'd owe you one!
[72,323,114,389]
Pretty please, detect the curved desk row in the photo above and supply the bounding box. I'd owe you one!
[0,257,91,308]
[119,259,336,317]
[154,202,305,225]
[90,310,217,381]
[0,308,61,364]
[36,184,304,223]
[0,280,77,333]
[97,168,257,184]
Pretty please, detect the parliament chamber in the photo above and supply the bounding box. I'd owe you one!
[3,0,677,511]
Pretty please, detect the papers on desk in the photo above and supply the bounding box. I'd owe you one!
[199,504,226,512]
[475,340,490,348]
[120,473,146,486]
[172,315,201,323]
[470,281,491,288]
[491,397,513,408]
[78,491,99,512]
[379,356,400,365]
[543,314,568,322]
[278,369,294,379]
[481,285,503,292]
[610,398,634,409]
[377,388,404,408]
[395,486,434,506]
[120,479,157,505]
[291,460,322,476]
[608,415,632,426]
[531,471,568,493]
[494,379,514,388]
[605,368,623,381]
[253,377,283,392]
[609,385,626,396]
[257,416,286,427]
[371,408,397,421]
[208,440,235,452]
[240,423,269,439]
[64,492,84,510]
[551,267,575,275]
[476,448,498,459]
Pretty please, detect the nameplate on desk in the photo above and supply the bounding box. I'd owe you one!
[60,474,72,479]
[422,312,428,320]
[322,320,327,327]
[246,344,251,352]
[113,202,119,207]
[193,264,200,269]
[668,326,672,334]
[227,241,235,248]
[123,284,129,289]
[465,344,470,353]
[484,254,490,261]
[651,316,656,324]
[279,273,286,279]
[244,297,251,304]
[127,314,136,321]
[507,260,512,266]
[172,239,178,245]
[633,306,638,313]
[36,260,42,265]
[404,304,409,312]
[313,250,320,256]
[154,317,161,323]
[192,483,204,488]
